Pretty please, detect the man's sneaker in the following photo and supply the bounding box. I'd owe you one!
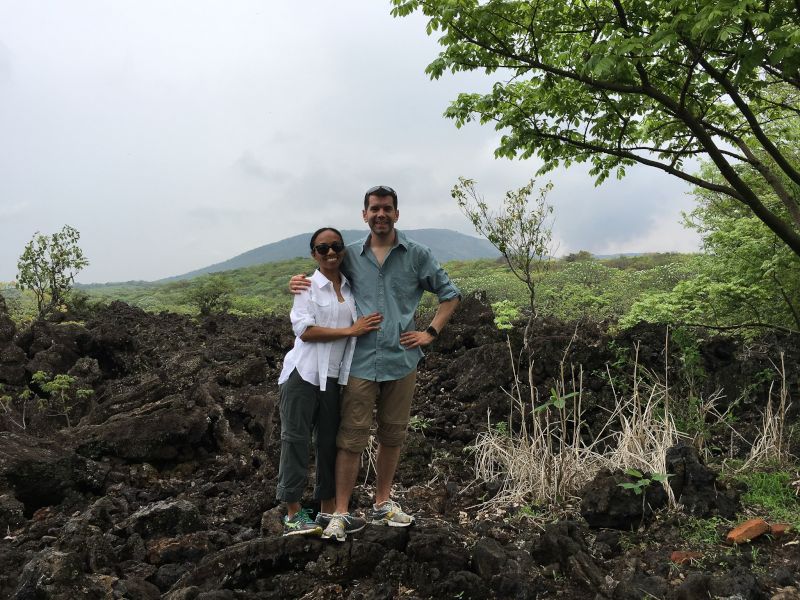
[283,509,322,537]
[321,512,367,542]
[340,513,367,534]
[315,512,332,528]
[321,514,346,542]
[370,500,415,527]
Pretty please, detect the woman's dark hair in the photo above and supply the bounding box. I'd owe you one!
[309,227,344,251]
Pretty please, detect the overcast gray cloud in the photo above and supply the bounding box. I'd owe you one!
[0,0,699,283]
[235,151,291,184]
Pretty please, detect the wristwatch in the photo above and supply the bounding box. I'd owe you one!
[425,325,439,338]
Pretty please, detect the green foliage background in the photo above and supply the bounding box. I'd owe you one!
[1,253,701,324]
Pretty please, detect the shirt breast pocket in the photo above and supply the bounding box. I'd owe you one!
[391,273,419,303]
[309,291,333,325]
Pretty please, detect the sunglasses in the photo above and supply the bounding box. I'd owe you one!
[313,241,346,254]
[365,185,396,197]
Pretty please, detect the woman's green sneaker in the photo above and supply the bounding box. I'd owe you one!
[283,508,323,537]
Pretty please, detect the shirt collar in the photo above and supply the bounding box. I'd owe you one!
[359,229,407,255]
[311,269,350,289]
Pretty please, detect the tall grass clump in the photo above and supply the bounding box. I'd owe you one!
[741,352,795,469]
[473,337,681,510]
[454,178,681,511]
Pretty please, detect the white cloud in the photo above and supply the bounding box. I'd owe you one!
[0,202,28,220]
[0,1,706,282]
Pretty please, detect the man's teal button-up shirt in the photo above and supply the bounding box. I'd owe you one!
[343,230,460,382]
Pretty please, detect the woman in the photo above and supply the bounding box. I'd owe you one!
[276,227,382,536]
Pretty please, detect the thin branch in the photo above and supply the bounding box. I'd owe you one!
[695,51,800,188]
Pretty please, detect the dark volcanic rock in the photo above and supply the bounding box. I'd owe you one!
[447,342,513,400]
[224,355,267,386]
[122,499,204,538]
[0,298,797,599]
[471,536,508,579]
[12,548,107,600]
[73,392,216,462]
[665,443,741,518]
[0,295,16,344]
[471,536,540,598]
[580,468,668,530]
[0,432,109,516]
[23,321,95,373]
[431,291,504,352]
[146,532,214,564]
[0,493,25,531]
[613,573,670,600]
[406,526,470,572]
[709,566,764,600]
[531,521,605,592]
[0,344,27,386]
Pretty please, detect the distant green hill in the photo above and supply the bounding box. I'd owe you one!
[159,228,500,282]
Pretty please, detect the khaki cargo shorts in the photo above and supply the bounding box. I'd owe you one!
[336,370,417,453]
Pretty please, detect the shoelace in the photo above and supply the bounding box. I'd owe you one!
[295,508,315,524]
[378,500,402,512]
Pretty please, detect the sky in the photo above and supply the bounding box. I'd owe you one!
[0,1,700,283]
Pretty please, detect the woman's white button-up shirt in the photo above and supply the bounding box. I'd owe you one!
[278,269,358,391]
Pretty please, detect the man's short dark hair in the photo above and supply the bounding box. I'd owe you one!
[364,185,398,210]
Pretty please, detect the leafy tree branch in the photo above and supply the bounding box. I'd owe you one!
[392,0,800,256]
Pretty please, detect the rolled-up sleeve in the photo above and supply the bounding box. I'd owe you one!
[289,290,316,338]
[417,247,461,302]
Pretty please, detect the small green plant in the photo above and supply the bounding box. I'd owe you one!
[734,470,800,527]
[516,504,541,519]
[31,371,94,427]
[603,340,633,397]
[16,225,89,318]
[408,414,433,434]
[618,469,670,495]
[534,387,579,414]
[491,299,520,330]
[491,420,509,436]
[184,274,234,316]
[672,328,706,386]
[452,177,554,319]
[680,515,732,546]
[0,384,34,430]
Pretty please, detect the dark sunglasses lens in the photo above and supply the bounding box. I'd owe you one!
[315,242,345,254]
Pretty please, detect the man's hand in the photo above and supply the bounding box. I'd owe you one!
[399,330,435,349]
[349,312,383,336]
[289,273,311,294]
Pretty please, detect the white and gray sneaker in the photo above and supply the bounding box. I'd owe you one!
[321,512,367,542]
[370,500,415,527]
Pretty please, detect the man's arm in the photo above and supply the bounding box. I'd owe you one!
[289,273,311,294]
[399,297,460,350]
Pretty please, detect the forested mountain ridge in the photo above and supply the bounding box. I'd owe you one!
[160,228,500,282]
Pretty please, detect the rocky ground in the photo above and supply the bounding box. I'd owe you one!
[0,293,798,599]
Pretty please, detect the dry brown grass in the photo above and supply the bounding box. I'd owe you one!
[472,339,682,511]
[741,352,794,469]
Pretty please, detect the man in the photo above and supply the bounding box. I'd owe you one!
[290,185,460,541]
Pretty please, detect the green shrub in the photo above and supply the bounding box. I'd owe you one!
[734,470,800,527]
